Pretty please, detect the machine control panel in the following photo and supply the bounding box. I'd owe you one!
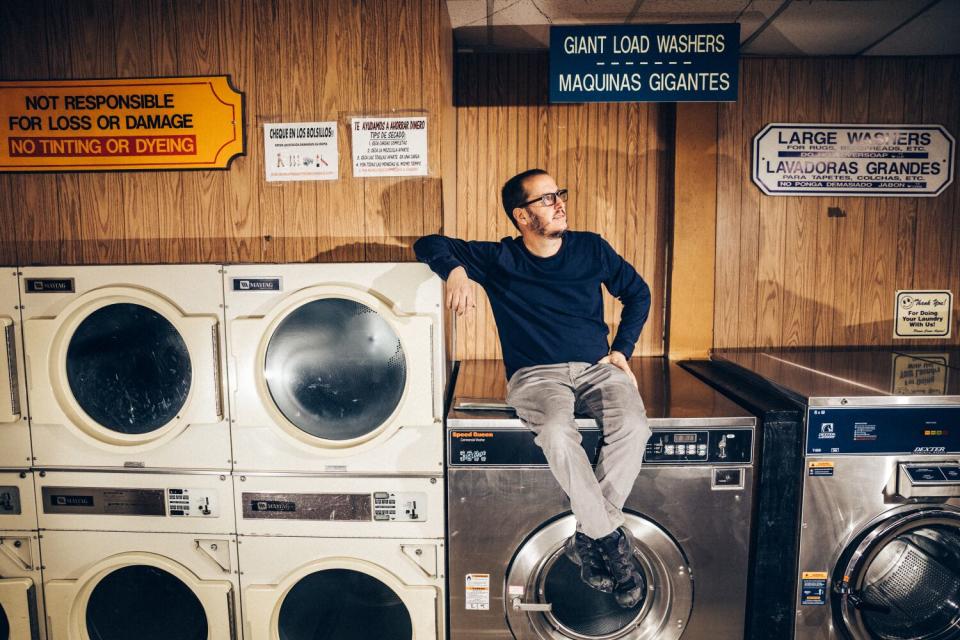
[644,429,753,464]
[42,487,166,516]
[242,491,426,522]
[166,488,218,517]
[897,462,960,499]
[807,406,960,455]
[0,486,21,515]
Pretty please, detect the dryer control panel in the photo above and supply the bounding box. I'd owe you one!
[241,491,427,522]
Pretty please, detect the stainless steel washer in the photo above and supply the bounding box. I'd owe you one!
[447,358,756,640]
[714,348,960,640]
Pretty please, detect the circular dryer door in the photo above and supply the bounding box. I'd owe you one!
[0,577,36,640]
[834,507,960,640]
[66,303,192,436]
[275,568,416,640]
[263,298,407,443]
[505,514,693,640]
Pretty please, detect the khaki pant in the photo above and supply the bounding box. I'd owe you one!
[506,362,651,539]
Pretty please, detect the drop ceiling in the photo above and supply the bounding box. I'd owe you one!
[447,0,960,55]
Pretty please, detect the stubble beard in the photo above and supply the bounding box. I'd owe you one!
[530,213,565,239]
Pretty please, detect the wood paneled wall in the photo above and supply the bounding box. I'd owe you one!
[453,52,672,360]
[714,57,960,349]
[0,0,454,266]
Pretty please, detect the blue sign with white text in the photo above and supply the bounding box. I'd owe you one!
[549,24,740,103]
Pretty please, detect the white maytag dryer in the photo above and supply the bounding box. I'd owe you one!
[0,269,30,469]
[20,265,229,471]
[1,470,42,640]
[224,263,444,475]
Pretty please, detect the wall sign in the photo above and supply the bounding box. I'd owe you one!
[549,24,739,103]
[894,290,953,339]
[351,116,428,177]
[892,353,948,396]
[753,124,955,196]
[0,76,244,172]
[263,121,338,182]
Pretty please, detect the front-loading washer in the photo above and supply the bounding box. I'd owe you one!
[447,359,756,640]
[1,470,42,640]
[1,269,30,469]
[713,348,960,640]
[35,470,239,640]
[224,263,444,474]
[21,265,229,471]
[235,473,445,639]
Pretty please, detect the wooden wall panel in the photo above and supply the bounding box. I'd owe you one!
[0,0,454,266]
[715,57,960,349]
[453,52,670,360]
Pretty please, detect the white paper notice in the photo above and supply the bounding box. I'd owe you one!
[351,116,428,177]
[264,122,338,182]
[465,573,490,610]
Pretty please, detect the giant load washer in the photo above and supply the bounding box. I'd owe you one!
[21,265,228,471]
[447,359,756,640]
[0,269,30,469]
[225,264,445,475]
[0,471,42,640]
[714,348,960,640]
[235,474,446,639]
[36,469,240,640]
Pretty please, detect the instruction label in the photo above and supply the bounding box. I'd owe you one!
[895,290,952,338]
[808,461,835,477]
[264,121,338,182]
[351,116,428,177]
[800,572,828,605]
[465,573,490,610]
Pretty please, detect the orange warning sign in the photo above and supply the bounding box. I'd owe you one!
[0,76,244,171]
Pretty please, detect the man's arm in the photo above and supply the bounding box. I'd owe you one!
[413,235,498,315]
[599,239,651,377]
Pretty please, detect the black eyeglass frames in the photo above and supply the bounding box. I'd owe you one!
[518,188,568,208]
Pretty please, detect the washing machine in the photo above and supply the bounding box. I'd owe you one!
[35,470,239,640]
[447,359,756,640]
[1,269,30,469]
[713,348,960,640]
[235,473,445,639]
[20,265,229,471]
[1,471,42,640]
[224,263,445,474]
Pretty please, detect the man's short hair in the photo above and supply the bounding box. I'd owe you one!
[501,168,548,230]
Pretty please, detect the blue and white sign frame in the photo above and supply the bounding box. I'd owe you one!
[753,124,955,197]
[549,24,739,103]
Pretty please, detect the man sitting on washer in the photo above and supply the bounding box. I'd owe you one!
[414,169,652,608]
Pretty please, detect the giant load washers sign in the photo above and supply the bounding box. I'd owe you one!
[0,77,245,172]
[753,124,954,197]
[549,24,739,103]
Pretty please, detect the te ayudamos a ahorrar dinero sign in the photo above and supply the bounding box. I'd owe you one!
[0,76,244,172]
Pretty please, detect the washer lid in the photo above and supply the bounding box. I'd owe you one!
[66,303,191,434]
[264,298,407,441]
[837,510,960,640]
[278,569,412,640]
[84,565,207,640]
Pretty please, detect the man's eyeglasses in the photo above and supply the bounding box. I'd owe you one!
[518,188,568,208]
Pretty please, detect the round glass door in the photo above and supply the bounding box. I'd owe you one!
[66,303,191,434]
[0,601,9,640]
[85,565,207,640]
[264,299,407,441]
[837,512,960,640]
[277,569,412,640]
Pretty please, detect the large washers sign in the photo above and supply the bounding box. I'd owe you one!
[0,76,245,172]
[549,23,739,103]
[752,124,954,196]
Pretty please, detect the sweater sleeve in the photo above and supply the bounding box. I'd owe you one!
[412,235,499,285]
[600,238,651,358]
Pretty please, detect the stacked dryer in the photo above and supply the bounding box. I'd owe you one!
[19,265,238,640]
[223,264,447,640]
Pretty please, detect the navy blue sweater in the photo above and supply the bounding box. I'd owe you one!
[413,231,651,379]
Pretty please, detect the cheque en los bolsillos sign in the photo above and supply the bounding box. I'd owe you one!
[0,76,244,172]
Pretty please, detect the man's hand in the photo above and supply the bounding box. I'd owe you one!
[446,266,477,316]
[599,350,637,387]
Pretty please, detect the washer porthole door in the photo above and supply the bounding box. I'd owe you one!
[836,509,960,640]
[263,298,407,443]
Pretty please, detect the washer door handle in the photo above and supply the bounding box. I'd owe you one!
[511,597,552,612]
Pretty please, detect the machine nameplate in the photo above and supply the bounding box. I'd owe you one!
[242,492,372,521]
[230,277,282,292]
[23,278,74,293]
[0,486,21,515]
[807,407,960,454]
[448,429,602,466]
[42,487,165,516]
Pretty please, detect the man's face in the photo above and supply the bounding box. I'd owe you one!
[517,173,567,238]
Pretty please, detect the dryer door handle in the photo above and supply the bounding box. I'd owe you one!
[511,597,552,612]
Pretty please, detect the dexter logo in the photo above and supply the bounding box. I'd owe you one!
[914,446,946,454]
[818,423,836,440]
